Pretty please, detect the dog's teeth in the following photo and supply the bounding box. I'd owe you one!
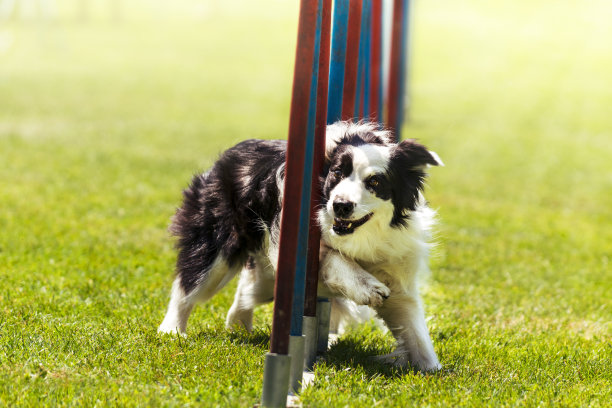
[347,223,352,228]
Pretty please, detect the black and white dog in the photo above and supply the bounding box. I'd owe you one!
[158,121,443,372]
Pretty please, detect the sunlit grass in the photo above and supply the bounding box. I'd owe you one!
[1,0,610,406]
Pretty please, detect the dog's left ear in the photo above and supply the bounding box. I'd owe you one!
[391,139,444,169]
[387,140,442,226]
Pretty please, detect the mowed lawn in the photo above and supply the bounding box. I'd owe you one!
[1,0,610,406]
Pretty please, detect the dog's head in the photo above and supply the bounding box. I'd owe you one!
[319,121,442,251]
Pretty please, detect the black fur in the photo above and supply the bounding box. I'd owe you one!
[170,139,286,293]
[387,140,440,227]
[364,173,392,200]
[323,147,353,199]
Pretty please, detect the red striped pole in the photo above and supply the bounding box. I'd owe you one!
[340,0,363,120]
[269,0,319,357]
[370,0,383,123]
[358,60,365,118]
[386,0,404,138]
[304,0,332,319]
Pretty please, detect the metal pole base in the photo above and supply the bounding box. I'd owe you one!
[261,353,291,408]
[316,298,331,354]
[288,335,306,394]
[302,316,318,370]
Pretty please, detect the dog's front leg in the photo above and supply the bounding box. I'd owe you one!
[374,293,441,372]
[319,250,390,307]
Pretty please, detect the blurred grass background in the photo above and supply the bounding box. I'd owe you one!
[0,0,610,406]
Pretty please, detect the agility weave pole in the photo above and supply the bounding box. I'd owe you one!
[302,0,332,372]
[260,0,318,404]
[387,0,411,136]
[261,1,412,406]
[286,0,326,393]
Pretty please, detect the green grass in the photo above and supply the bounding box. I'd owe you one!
[1,0,610,406]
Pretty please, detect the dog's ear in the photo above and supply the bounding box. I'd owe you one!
[392,139,444,170]
[387,140,442,227]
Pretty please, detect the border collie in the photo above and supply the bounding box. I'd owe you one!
[158,121,443,372]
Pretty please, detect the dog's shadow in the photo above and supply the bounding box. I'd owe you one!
[192,326,271,350]
[227,327,271,349]
[322,336,414,379]
[210,327,443,379]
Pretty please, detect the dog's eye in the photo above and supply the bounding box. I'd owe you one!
[333,169,342,178]
[366,177,379,188]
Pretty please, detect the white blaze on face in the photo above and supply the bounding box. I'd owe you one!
[327,144,391,219]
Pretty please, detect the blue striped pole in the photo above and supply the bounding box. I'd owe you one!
[370,0,383,123]
[387,0,403,140]
[398,0,411,126]
[290,0,324,339]
[340,0,363,119]
[354,0,372,118]
[327,0,350,124]
[287,0,325,394]
[317,0,351,355]
[363,0,372,118]
[303,0,332,370]
[262,0,319,405]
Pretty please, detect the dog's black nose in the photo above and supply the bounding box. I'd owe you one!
[333,200,355,218]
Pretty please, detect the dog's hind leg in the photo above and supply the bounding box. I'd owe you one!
[158,256,240,335]
[226,255,275,332]
[158,277,194,335]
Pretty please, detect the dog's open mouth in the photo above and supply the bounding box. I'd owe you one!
[333,213,373,236]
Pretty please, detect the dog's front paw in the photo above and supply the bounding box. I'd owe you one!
[420,361,442,373]
[225,307,254,332]
[407,355,442,373]
[157,323,186,337]
[353,278,390,307]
